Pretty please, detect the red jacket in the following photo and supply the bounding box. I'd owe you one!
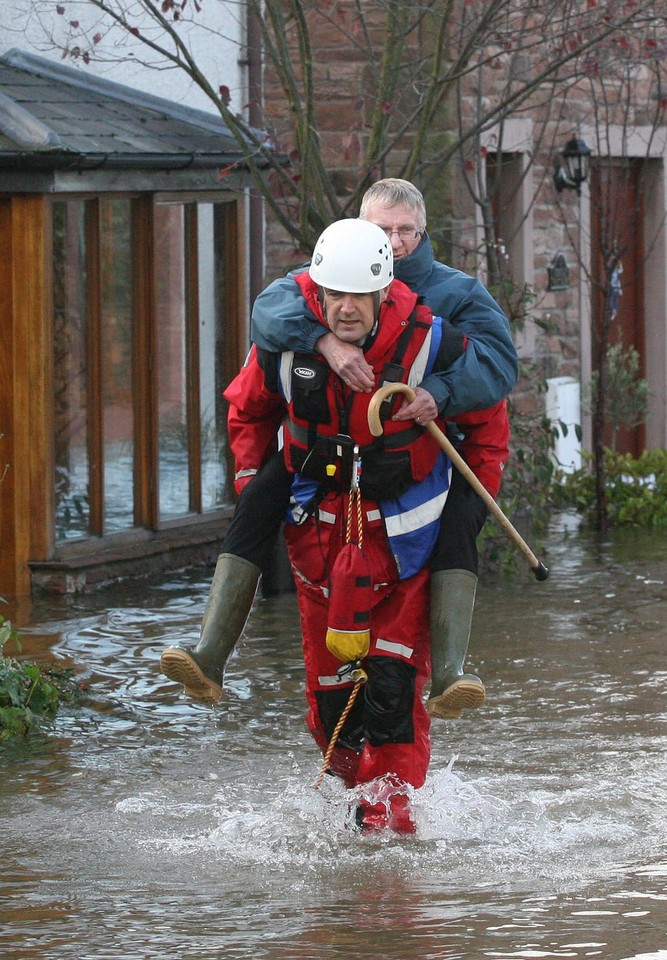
[225,277,509,498]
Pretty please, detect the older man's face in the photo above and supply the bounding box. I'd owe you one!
[362,201,424,261]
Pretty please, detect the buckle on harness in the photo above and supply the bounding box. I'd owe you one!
[337,661,368,684]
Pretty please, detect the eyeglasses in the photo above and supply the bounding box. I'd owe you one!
[379,227,424,241]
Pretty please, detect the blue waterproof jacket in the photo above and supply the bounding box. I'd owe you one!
[250,233,519,416]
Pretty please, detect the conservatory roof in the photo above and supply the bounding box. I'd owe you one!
[0,48,273,191]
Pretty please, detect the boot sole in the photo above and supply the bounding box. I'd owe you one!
[427,679,486,720]
[160,648,222,704]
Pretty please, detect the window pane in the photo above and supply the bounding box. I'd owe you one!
[155,202,190,518]
[53,201,90,541]
[199,204,230,510]
[101,199,135,533]
[52,195,237,547]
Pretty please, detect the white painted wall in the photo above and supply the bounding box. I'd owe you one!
[0,0,246,117]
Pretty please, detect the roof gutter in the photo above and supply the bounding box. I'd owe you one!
[0,150,260,172]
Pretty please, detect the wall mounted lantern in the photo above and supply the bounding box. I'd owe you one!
[553,136,592,195]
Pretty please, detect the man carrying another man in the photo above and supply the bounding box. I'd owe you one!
[224,218,509,831]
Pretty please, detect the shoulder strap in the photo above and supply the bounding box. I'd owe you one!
[377,306,423,421]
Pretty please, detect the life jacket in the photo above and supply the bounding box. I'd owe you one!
[278,273,446,502]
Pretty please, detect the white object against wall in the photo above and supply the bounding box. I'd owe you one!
[546,376,582,475]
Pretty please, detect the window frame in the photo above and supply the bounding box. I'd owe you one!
[50,190,246,561]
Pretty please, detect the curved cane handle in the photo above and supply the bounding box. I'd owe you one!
[367,382,417,437]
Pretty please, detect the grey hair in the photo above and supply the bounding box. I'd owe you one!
[360,178,427,230]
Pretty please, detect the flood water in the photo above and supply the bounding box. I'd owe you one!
[2,512,666,960]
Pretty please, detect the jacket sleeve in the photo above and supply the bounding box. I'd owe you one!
[419,278,518,416]
[251,270,327,354]
[223,347,286,489]
[446,400,510,499]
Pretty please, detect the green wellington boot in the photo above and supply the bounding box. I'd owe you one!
[427,568,486,720]
[160,553,261,704]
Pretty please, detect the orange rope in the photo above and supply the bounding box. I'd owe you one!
[314,676,365,790]
[315,455,367,791]
[344,485,363,548]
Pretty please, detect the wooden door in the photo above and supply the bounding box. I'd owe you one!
[590,159,646,456]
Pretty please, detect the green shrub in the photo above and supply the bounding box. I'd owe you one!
[0,613,79,741]
[557,448,667,527]
[587,343,649,452]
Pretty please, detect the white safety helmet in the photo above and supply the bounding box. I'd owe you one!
[309,219,393,293]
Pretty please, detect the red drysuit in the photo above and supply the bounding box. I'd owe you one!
[224,275,509,832]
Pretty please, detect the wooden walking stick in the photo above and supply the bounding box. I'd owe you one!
[367,383,549,581]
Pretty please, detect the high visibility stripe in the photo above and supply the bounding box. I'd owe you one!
[383,489,448,538]
[375,637,414,659]
[381,453,451,579]
[291,564,330,597]
[279,352,295,402]
[407,326,434,386]
[318,674,350,686]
